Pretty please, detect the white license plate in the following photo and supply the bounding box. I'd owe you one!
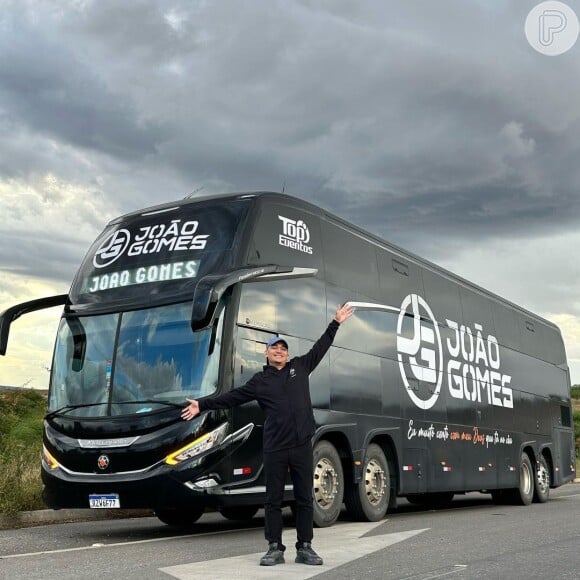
[89,494,120,509]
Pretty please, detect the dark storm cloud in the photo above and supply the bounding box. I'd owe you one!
[1,229,85,283]
[319,180,580,255]
[0,9,166,163]
[1,0,580,268]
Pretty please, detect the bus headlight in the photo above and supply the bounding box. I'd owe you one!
[165,423,229,465]
[42,445,60,470]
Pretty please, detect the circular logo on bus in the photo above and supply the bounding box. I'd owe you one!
[396,294,443,410]
[93,229,131,269]
[97,455,110,470]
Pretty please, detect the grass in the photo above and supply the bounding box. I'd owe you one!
[0,390,46,515]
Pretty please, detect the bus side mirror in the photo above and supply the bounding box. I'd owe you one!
[191,280,218,331]
[0,294,68,356]
[190,266,318,331]
[67,318,87,372]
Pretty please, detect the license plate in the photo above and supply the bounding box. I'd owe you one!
[89,494,120,508]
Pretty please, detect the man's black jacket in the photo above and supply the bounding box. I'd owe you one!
[198,320,340,453]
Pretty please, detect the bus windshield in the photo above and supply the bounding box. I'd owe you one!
[48,302,223,417]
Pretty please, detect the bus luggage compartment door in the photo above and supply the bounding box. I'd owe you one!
[401,448,428,494]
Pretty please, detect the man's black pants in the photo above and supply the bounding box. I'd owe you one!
[263,440,314,550]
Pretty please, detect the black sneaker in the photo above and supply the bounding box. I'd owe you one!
[259,542,285,566]
[295,542,323,565]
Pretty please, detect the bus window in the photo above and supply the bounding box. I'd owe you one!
[50,313,117,415]
[49,302,223,417]
[112,302,222,411]
[238,279,325,341]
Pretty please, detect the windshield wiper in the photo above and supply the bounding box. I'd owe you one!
[45,402,109,420]
[112,399,185,409]
[45,400,185,420]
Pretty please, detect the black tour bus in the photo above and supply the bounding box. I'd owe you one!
[0,192,575,527]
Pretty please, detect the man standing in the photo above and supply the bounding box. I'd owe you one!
[181,303,353,566]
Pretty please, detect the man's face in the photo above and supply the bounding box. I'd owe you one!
[266,342,288,366]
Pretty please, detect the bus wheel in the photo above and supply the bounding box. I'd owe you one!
[510,452,534,505]
[219,506,259,521]
[155,506,204,528]
[533,455,550,503]
[345,443,390,521]
[312,440,344,528]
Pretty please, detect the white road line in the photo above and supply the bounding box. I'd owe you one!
[418,564,468,579]
[160,521,429,580]
[0,526,250,559]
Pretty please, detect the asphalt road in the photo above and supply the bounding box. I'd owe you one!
[1,486,579,580]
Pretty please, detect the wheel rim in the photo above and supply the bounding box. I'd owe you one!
[365,458,386,506]
[314,457,339,510]
[536,461,550,495]
[521,461,533,496]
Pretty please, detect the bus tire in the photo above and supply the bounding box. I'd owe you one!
[219,506,259,521]
[345,443,390,521]
[155,506,204,528]
[510,452,534,506]
[312,440,344,528]
[533,454,550,503]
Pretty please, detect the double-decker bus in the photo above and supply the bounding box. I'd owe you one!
[0,192,575,527]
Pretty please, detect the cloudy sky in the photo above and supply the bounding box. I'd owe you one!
[1,0,580,388]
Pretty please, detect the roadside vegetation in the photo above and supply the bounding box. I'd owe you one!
[573,385,580,474]
[0,390,46,514]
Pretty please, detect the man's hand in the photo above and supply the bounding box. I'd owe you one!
[334,303,354,324]
[181,398,200,421]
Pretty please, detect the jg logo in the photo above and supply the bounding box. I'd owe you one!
[396,294,443,410]
[525,1,579,55]
[93,229,131,268]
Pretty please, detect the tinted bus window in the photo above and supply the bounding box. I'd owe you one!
[322,221,379,299]
[459,287,496,337]
[238,278,326,341]
[422,270,463,328]
[377,250,424,308]
[492,302,522,353]
[70,200,249,306]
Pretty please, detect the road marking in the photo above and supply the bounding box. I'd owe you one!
[160,521,428,579]
[414,564,468,579]
[0,526,252,559]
